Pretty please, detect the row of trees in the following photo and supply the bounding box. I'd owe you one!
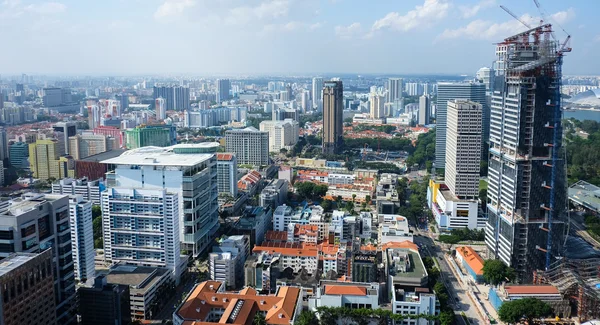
[439,228,485,244]
[294,182,328,200]
[482,259,516,285]
[353,124,397,134]
[344,137,414,153]
[92,205,103,248]
[564,118,600,185]
[405,130,436,170]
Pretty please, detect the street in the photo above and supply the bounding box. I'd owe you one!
[154,270,198,321]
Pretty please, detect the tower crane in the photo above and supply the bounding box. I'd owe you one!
[500,5,531,29]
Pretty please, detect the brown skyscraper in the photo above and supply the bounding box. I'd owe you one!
[322,80,344,155]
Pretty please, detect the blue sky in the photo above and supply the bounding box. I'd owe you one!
[0,0,595,76]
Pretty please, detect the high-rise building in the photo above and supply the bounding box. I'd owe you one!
[300,90,310,113]
[155,97,166,120]
[0,251,56,325]
[9,142,29,167]
[369,92,385,119]
[153,85,190,110]
[485,25,568,283]
[216,79,231,103]
[322,80,344,155]
[445,100,482,200]
[476,67,494,92]
[42,87,64,107]
[476,66,495,148]
[124,125,176,149]
[435,82,486,170]
[216,153,238,198]
[68,195,95,284]
[69,133,111,160]
[312,77,324,109]
[405,82,421,96]
[208,235,250,289]
[78,276,130,325]
[0,127,7,161]
[117,93,128,113]
[0,193,77,324]
[87,105,101,129]
[102,143,220,256]
[52,177,103,205]
[98,99,121,119]
[225,127,270,166]
[386,78,403,103]
[259,119,299,152]
[279,90,290,102]
[29,138,75,180]
[418,95,430,125]
[53,121,77,155]
[102,187,184,282]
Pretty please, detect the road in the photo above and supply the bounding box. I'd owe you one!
[414,235,481,325]
[154,271,198,321]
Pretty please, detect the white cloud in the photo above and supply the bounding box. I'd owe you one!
[309,22,324,30]
[25,2,66,14]
[261,20,324,34]
[437,8,576,41]
[371,0,450,32]
[459,0,495,19]
[335,22,361,39]
[154,0,196,20]
[226,0,291,25]
[2,0,21,9]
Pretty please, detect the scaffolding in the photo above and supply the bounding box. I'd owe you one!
[534,258,600,321]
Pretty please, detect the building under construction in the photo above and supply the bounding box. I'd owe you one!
[485,23,571,283]
[534,258,600,321]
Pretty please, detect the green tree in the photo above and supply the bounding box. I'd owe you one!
[320,199,333,211]
[479,188,488,205]
[93,216,103,248]
[439,310,456,325]
[313,184,329,199]
[482,259,515,285]
[498,298,552,324]
[253,313,266,325]
[365,195,371,204]
[295,311,318,325]
[294,182,315,199]
[92,205,102,219]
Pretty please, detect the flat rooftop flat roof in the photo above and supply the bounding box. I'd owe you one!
[0,253,39,277]
[102,146,213,166]
[106,265,169,293]
[569,180,600,212]
[80,149,128,162]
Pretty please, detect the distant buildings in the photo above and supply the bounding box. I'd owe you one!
[322,80,344,155]
[418,94,430,125]
[216,153,238,198]
[78,275,131,325]
[0,251,56,325]
[312,77,324,110]
[216,79,231,103]
[69,195,95,285]
[387,78,404,104]
[69,133,114,160]
[370,91,385,119]
[259,179,289,209]
[259,119,299,152]
[153,85,190,110]
[225,127,270,166]
[29,138,75,180]
[124,125,176,149]
[9,141,28,167]
[155,97,166,120]
[53,121,77,155]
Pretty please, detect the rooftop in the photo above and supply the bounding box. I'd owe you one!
[79,149,127,162]
[105,265,170,294]
[324,285,367,296]
[0,252,41,277]
[102,144,215,167]
[456,246,484,276]
[569,180,600,212]
[504,285,560,296]
[253,241,318,257]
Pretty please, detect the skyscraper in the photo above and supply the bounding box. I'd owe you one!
[476,67,494,92]
[418,95,430,125]
[216,153,238,198]
[322,80,344,155]
[216,79,231,103]
[155,97,166,120]
[68,195,95,285]
[386,78,403,104]
[445,100,482,200]
[300,90,310,113]
[153,85,190,110]
[369,92,385,119]
[29,138,75,180]
[117,93,128,113]
[0,126,8,161]
[435,82,486,170]
[225,127,270,166]
[53,121,77,155]
[312,77,324,110]
[485,25,568,283]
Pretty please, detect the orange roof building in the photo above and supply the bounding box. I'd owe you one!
[455,246,485,283]
[174,281,302,325]
[310,281,380,310]
[253,242,319,275]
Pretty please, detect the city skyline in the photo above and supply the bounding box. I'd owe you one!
[0,0,593,75]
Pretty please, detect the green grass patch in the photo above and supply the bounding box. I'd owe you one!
[479,179,488,191]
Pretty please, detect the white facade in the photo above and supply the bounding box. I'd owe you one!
[273,205,294,231]
[378,214,413,244]
[225,127,269,166]
[309,281,380,312]
[259,119,299,152]
[434,188,484,230]
[391,291,437,325]
[312,77,324,109]
[300,90,310,113]
[102,188,183,282]
[216,153,238,197]
[445,100,482,200]
[369,92,385,119]
[69,195,95,285]
[387,78,404,104]
[52,177,102,205]
[155,97,166,120]
[209,252,237,287]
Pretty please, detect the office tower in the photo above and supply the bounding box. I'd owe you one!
[445,100,482,200]
[29,138,75,180]
[476,67,494,92]
[216,153,238,198]
[102,144,219,257]
[155,97,166,120]
[322,80,344,155]
[53,121,77,155]
[279,90,290,101]
[52,177,102,205]
[300,90,310,113]
[153,85,190,110]
[216,79,231,103]
[418,95,430,125]
[476,66,495,149]
[225,127,270,166]
[87,105,101,129]
[406,82,420,96]
[42,87,63,107]
[0,92,4,110]
[69,195,95,284]
[435,82,486,170]
[312,77,324,109]
[124,125,176,149]
[78,276,130,325]
[0,126,7,161]
[0,251,56,325]
[69,134,111,160]
[386,78,403,103]
[0,193,76,324]
[369,92,385,119]
[102,188,183,281]
[9,142,29,167]
[485,25,568,283]
[259,119,300,152]
[117,93,128,112]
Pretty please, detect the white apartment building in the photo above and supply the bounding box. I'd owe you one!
[259,119,299,152]
[252,242,319,275]
[102,187,184,283]
[52,177,102,205]
[69,195,95,285]
[378,214,413,244]
[225,127,269,166]
[369,92,385,119]
[216,153,238,198]
[209,235,249,289]
[428,181,485,230]
[445,100,482,200]
[102,144,219,257]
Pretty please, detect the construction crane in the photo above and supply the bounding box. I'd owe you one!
[500,5,531,29]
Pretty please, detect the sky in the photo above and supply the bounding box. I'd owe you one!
[0,0,597,76]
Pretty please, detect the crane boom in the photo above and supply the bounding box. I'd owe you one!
[500,5,531,29]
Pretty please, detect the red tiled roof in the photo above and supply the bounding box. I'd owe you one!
[253,241,318,257]
[324,285,367,296]
[216,153,234,161]
[456,246,484,276]
[504,285,560,295]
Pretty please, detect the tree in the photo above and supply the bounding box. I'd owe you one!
[346,201,355,212]
[498,298,552,324]
[313,184,328,199]
[295,311,319,325]
[479,188,487,205]
[294,182,315,199]
[482,259,515,285]
[92,205,102,219]
[320,199,333,211]
[279,148,288,155]
[253,313,267,325]
[439,310,456,325]
[93,216,103,248]
[352,194,357,202]
[365,195,371,205]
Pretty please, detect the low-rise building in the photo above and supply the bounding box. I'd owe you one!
[259,179,289,209]
[252,242,318,275]
[568,180,600,215]
[273,204,325,233]
[230,206,272,248]
[427,179,485,231]
[309,281,381,311]
[455,246,484,284]
[488,285,570,317]
[209,235,250,289]
[378,214,413,244]
[173,281,302,325]
[237,170,263,196]
[376,173,401,214]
